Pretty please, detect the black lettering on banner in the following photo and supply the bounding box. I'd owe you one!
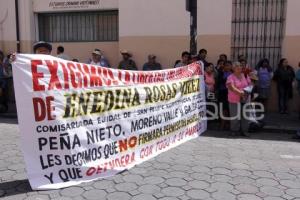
[64,146,102,166]
[104,91,114,111]
[144,87,153,103]
[44,173,54,184]
[138,128,163,145]
[63,93,77,118]
[137,108,148,115]
[171,83,177,96]
[123,112,130,118]
[138,114,200,145]
[103,141,118,159]
[145,105,165,114]
[131,115,163,132]
[163,109,179,122]
[86,124,124,144]
[36,119,93,133]
[78,92,91,116]
[159,85,166,101]
[63,88,141,118]
[40,154,62,169]
[98,114,121,124]
[38,133,81,151]
[144,83,178,104]
[62,79,199,119]
[184,104,197,114]
[149,107,155,112]
[90,91,103,114]
[180,79,200,95]
[58,168,83,182]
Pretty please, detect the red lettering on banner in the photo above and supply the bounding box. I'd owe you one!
[31,60,45,91]
[118,136,137,152]
[90,65,102,87]
[67,62,79,88]
[85,152,135,176]
[124,71,130,83]
[32,96,55,121]
[60,62,70,89]
[31,59,202,92]
[33,97,46,121]
[140,145,153,159]
[46,96,55,120]
[102,68,113,85]
[77,63,89,88]
[156,137,171,152]
[46,60,62,90]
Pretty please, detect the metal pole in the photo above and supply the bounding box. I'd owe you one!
[189,0,197,55]
[15,0,20,52]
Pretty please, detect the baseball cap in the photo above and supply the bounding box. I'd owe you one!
[33,41,52,52]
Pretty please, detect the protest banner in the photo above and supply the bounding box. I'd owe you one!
[12,54,207,190]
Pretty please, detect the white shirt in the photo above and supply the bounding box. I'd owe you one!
[57,54,71,61]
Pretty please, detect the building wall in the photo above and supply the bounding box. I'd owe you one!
[32,0,120,66]
[0,0,233,67]
[19,0,36,53]
[0,0,120,67]
[0,0,17,53]
[118,0,232,69]
[119,0,190,69]
[283,0,300,68]
[280,0,300,112]
[197,0,232,63]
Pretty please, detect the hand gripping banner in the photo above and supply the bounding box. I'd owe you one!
[12,54,207,189]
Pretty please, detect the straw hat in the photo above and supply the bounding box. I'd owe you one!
[120,50,132,57]
[92,49,102,56]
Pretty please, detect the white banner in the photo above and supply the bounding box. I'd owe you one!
[12,54,207,190]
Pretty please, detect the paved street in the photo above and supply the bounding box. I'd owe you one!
[0,118,300,200]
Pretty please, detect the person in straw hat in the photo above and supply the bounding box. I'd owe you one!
[88,48,110,67]
[118,50,137,71]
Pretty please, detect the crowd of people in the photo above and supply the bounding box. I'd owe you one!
[0,41,300,136]
[139,47,299,136]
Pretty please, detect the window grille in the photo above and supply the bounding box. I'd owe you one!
[231,0,287,68]
[38,11,118,42]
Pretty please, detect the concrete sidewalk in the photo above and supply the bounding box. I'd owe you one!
[263,112,299,134]
[207,112,299,134]
[1,119,300,200]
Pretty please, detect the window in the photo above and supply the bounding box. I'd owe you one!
[231,0,287,68]
[38,11,118,42]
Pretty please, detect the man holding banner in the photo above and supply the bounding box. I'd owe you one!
[10,41,52,63]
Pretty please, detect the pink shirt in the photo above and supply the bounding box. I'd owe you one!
[205,72,215,92]
[226,74,250,103]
